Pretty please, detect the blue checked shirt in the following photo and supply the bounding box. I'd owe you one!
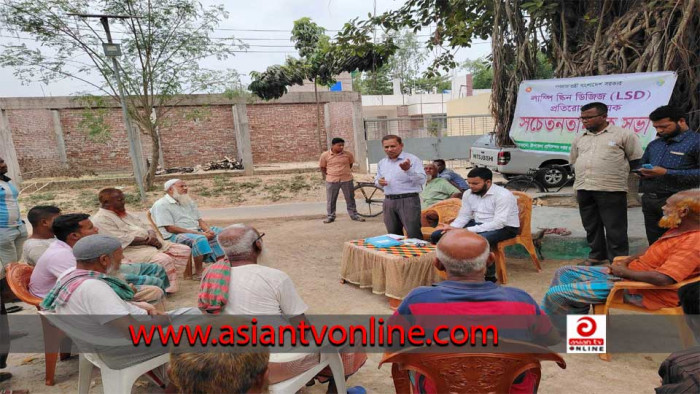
[639,130,700,194]
[0,176,21,228]
[438,168,469,190]
[374,152,426,195]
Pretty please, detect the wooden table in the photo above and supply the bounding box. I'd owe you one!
[339,239,443,309]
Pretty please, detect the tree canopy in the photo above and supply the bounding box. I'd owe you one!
[0,0,242,186]
[338,0,698,145]
[249,17,397,100]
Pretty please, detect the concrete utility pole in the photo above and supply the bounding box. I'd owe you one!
[69,13,147,201]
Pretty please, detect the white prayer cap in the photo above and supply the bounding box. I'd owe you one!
[164,178,181,191]
[73,234,121,261]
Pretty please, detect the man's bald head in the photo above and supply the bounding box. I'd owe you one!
[217,224,261,260]
[436,230,490,276]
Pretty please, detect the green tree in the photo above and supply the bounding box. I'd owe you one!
[463,53,553,89]
[0,0,243,188]
[384,30,426,93]
[352,67,393,95]
[340,0,698,145]
[461,58,493,89]
[249,17,396,151]
[355,30,454,95]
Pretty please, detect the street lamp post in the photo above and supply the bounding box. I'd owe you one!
[69,13,147,201]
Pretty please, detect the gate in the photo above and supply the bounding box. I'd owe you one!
[364,114,494,164]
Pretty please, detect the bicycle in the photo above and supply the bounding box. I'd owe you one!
[504,164,574,193]
[353,181,384,217]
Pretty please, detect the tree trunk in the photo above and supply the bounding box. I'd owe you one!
[138,121,159,191]
[314,82,323,153]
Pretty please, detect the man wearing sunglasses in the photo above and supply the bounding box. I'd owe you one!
[570,102,643,266]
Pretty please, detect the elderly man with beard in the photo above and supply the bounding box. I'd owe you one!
[42,234,200,370]
[430,167,520,282]
[421,163,461,210]
[151,179,224,273]
[638,105,700,245]
[542,189,700,332]
[92,188,192,292]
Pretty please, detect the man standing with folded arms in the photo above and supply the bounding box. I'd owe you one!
[638,105,699,245]
[375,135,426,239]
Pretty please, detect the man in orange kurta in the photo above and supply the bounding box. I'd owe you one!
[542,189,700,327]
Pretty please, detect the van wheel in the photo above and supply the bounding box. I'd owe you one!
[537,165,568,188]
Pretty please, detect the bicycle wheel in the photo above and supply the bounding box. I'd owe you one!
[353,183,384,217]
[504,178,540,193]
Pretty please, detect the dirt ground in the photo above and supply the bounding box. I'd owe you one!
[1,214,667,393]
[17,172,380,217]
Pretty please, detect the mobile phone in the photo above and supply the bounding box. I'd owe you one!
[642,164,654,169]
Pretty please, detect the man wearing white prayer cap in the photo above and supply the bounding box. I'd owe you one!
[150,179,224,277]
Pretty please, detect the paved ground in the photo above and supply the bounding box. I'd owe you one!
[191,200,647,240]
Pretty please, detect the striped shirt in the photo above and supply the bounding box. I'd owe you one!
[0,177,21,228]
[396,281,554,342]
[656,346,700,394]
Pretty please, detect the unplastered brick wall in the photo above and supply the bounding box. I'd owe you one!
[247,103,329,163]
[6,109,63,176]
[158,106,237,168]
[328,102,355,152]
[4,93,360,178]
[60,108,151,172]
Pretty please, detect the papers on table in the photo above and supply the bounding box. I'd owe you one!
[403,238,429,247]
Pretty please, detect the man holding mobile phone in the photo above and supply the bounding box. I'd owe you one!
[375,135,426,239]
[638,105,699,245]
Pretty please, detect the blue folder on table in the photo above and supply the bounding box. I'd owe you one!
[365,235,402,248]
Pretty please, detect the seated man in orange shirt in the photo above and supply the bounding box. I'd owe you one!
[542,189,700,331]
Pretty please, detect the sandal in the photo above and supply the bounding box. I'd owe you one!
[5,305,22,314]
[542,227,572,236]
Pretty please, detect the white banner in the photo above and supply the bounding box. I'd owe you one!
[510,72,677,152]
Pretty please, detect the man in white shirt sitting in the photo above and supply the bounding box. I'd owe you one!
[209,225,366,392]
[42,235,199,370]
[21,205,61,266]
[431,167,520,282]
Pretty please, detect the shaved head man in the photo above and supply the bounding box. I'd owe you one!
[434,230,491,278]
[395,229,559,393]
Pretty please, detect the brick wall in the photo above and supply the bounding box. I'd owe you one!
[158,106,237,168]
[328,102,355,153]
[247,103,328,163]
[3,93,359,178]
[60,108,151,172]
[7,109,64,176]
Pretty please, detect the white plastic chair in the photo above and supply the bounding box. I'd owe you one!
[39,311,169,394]
[269,351,346,394]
